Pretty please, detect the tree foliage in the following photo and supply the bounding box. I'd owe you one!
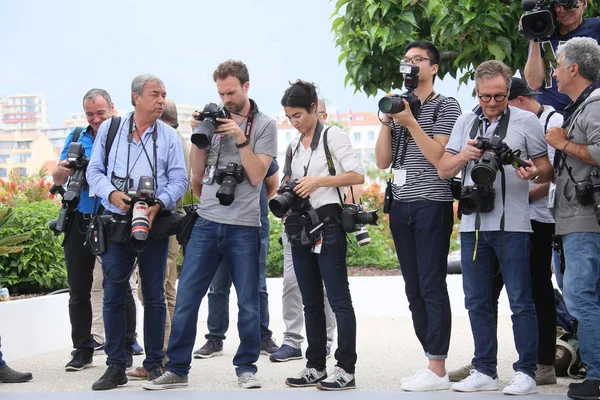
[331,0,600,96]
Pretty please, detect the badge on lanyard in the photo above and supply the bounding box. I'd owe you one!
[392,168,408,186]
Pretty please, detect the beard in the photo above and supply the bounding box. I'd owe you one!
[225,99,246,114]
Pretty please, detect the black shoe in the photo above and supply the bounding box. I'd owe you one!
[147,364,164,381]
[92,366,128,391]
[193,339,223,359]
[260,337,279,355]
[567,379,600,399]
[65,350,93,371]
[126,351,133,369]
[0,365,33,383]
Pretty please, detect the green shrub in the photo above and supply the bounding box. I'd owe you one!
[0,199,66,293]
[266,214,284,277]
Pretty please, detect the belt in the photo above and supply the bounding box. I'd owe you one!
[77,212,94,220]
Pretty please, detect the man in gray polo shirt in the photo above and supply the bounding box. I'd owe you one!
[438,60,553,396]
[143,60,277,391]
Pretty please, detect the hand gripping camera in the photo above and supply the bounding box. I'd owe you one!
[575,171,600,225]
[378,64,422,119]
[127,176,156,252]
[521,0,580,40]
[191,103,228,149]
[269,179,312,218]
[214,162,244,206]
[48,142,89,235]
[340,204,379,246]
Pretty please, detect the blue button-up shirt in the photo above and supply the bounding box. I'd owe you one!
[86,113,188,215]
[59,126,100,214]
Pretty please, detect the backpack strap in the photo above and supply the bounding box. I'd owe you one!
[104,116,121,175]
[432,94,447,124]
[72,127,84,143]
[544,110,557,132]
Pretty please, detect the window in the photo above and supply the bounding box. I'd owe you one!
[368,131,375,141]
[12,168,26,176]
[0,168,6,178]
[0,154,10,163]
[0,142,15,150]
[16,141,32,149]
[354,132,361,142]
[13,153,32,163]
[25,106,36,112]
[26,97,36,105]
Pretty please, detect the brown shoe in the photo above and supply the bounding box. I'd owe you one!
[126,367,148,380]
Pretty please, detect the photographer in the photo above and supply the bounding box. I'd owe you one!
[279,80,364,391]
[375,40,462,392]
[546,37,600,400]
[438,60,553,395]
[523,0,600,111]
[143,60,277,390]
[86,75,187,390]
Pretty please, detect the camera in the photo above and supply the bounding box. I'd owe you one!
[575,172,600,224]
[471,136,530,186]
[127,176,156,252]
[521,0,580,40]
[341,203,379,246]
[459,184,496,216]
[269,179,311,218]
[191,103,228,149]
[378,64,422,118]
[48,142,89,235]
[214,162,244,206]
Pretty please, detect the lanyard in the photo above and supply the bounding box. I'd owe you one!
[124,116,158,190]
[292,120,324,177]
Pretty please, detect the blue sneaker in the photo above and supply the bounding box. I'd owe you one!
[269,344,302,362]
[132,339,144,356]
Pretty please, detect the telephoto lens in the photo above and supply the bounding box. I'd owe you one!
[131,201,151,252]
[353,225,371,246]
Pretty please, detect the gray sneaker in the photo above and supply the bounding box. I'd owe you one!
[141,371,189,391]
[193,339,223,359]
[449,364,474,382]
[260,337,279,355]
[535,364,557,385]
[238,372,262,389]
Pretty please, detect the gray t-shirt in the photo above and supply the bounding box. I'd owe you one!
[198,110,278,227]
[446,106,548,233]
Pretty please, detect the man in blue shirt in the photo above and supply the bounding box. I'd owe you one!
[52,88,140,372]
[86,75,187,391]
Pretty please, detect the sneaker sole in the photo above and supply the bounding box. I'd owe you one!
[316,383,356,391]
[452,384,500,392]
[401,383,451,392]
[65,362,93,372]
[193,351,223,359]
[239,382,262,389]
[503,388,537,395]
[260,350,276,356]
[270,355,303,363]
[285,378,325,388]
[142,382,189,390]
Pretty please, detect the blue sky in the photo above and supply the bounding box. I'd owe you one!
[0,0,476,125]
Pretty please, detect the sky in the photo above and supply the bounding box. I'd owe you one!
[0,0,476,126]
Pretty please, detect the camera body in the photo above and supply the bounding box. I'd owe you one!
[471,136,529,186]
[340,203,379,247]
[48,142,89,235]
[459,184,496,216]
[378,64,422,118]
[214,162,244,206]
[575,172,600,224]
[521,0,579,40]
[269,179,311,218]
[191,103,228,149]
[127,176,156,251]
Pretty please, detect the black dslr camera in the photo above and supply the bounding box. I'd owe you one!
[340,204,379,246]
[521,0,580,40]
[459,184,496,215]
[192,103,228,149]
[269,179,311,218]
[48,142,89,235]
[214,162,244,206]
[575,172,600,225]
[127,176,156,252]
[471,136,530,186]
[378,64,421,119]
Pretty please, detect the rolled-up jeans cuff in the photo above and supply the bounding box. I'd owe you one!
[426,352,448,360]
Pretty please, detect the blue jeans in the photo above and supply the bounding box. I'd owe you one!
[206,231,272,341]
[0,336,6,369]
[166,217,260,377]
[461,231,538,379]
[389,201,453,359]
[561,232,600,381]
[101,238,169,371]
[292,225,357,374]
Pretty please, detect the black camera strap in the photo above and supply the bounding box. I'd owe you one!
[292,120,324,177]
[213,101,257,168]
[322,127,346,206]
[124,116,159,191]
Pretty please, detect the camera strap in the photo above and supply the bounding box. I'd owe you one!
[292,120,324,177]
[124,116,159,190]
[322,126,345,206]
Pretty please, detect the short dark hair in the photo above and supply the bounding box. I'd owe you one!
[405,40,440,65]
[280,80,318,113]
[213,60,249,85]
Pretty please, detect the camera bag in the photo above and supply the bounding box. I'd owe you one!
[284,207,323,248]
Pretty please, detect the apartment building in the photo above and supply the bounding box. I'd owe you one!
[0,93,50,134]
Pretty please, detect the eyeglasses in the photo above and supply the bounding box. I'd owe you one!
[401,56,434,64]
[478,93,508,103]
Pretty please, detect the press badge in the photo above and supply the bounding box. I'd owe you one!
[547,182,556,209]
[311,234,323,254]
[392,168,407,186]
[202,153,218,185]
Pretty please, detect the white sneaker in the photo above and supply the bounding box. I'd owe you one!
[238,372,261,389]
[452,369,500,392]
[400,368,428,384]
[502,371,537,395]
[401,369,450,392]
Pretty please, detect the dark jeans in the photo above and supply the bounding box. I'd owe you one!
[206,230,272,341]
[292,225,357,374]
[101,237,169,371]
[64,211,136,352]
[492,220,556,366]
[0,336,5,369]
[389,200,453,359]
[166,217,261,377]
[461,231,538,379]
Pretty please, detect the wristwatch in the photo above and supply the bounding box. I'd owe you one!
[156,198,166,210]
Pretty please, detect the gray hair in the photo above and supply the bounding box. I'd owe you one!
[82,88,112,109]
[161,98,178,127]
[317,97,327,113]
[475,60,513,91]
[131,74,165,106]
[556,37,600,83]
